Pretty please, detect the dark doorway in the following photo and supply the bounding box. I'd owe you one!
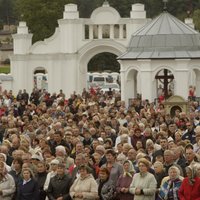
[170,105,182,117]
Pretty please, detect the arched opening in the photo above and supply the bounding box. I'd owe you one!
[88,52,120,72]
[191,69,200,97]
[126,69,139,102]
[33,67,48,91]
[0,58,10,73]
[170,105,182,117]
[155,68,174,100]
[78,41,126,93]
[87,52,120,89]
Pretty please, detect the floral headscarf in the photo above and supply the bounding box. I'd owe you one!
[186,165,197,185]
[123,160,135,177]
[0,161,7,177]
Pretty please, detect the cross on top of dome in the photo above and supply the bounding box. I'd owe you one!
[163,0,168,11]
[103,0,109,6]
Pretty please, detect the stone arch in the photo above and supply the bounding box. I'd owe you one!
[90,5,120,24]
[152,66,176,80]
[125,68,140,104]
[189,66,200,97]
[153,66,175,99]
[170,105,182,117]
[33,67,48,90]
[164,95,188,117]
[78,41,126,92]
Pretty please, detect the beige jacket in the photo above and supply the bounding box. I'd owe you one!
[70,174,98,200]
[129,172,157,200]
[0,174,15,200]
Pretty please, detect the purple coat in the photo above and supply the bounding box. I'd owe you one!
[116,174,134,200]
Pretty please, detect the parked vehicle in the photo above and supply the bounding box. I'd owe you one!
[100,83,120,93]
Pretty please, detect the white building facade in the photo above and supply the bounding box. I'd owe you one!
[10,2,148,99]
[2,2,199,106]
[118,11,200,105]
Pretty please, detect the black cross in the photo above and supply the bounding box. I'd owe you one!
[155,69,174,98]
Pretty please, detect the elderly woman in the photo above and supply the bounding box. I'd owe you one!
[114,127,131,150]
[97,167,115,200]
[17,168,39,200]
[0,153,11,171]
[194,163,200,177]
[153,161,167,189]
[129,158,157,200]
[158,166,182,200]
[70,164,98,200]
[179,166,200,200]
[43,158,59,191]
[116,160,134,200]
[0,161,15,200]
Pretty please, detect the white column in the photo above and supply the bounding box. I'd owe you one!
[175,59,190,100]
[120,69,126,103]
[139,60,153,101]
[98,25,102,39]
[119,24,124,39]
[110,25,114,39]
[89,25,93,39]
[195,71,200,97]
[140,71,153,101]
[175,70,189,99]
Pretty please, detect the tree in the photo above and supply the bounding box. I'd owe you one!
[88,53,120,72]
[193,9,200,31]
[15,0,71,42]
[14,0,200,42]
[0,0,15,27]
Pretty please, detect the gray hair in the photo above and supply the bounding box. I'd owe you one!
[168,165,180,177]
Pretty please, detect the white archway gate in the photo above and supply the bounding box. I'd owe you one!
[78,40,126,93]
[10,3,148,97]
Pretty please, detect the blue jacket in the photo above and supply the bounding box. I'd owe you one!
[17,178,39,200]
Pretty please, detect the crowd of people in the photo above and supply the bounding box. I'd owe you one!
[0,87,200,200]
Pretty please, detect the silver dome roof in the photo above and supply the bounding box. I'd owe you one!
[119,12,200,59]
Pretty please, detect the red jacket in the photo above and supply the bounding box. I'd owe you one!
[178,177,200,200]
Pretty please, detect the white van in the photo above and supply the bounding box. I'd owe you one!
[91,75,106,88]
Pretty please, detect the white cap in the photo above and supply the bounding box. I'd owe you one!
[31,153,43,161]
[168,137,174,143]
[50,159,59,165]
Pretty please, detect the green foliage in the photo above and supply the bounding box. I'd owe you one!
[88,53,120,72]
[193,9,200,31]
[9,0,200,42]
[0,66,10,74]
[0,0,16,25]
[14,0,71,42]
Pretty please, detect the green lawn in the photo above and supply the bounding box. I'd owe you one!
[0,65,10,73]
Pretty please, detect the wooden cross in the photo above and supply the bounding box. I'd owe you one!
[155,69,174,98]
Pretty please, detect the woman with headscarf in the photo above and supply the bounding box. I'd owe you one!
[178,165,200,200]
[43,158,59,192]
[0,153,11,172]
[158,166,182,200]
[116,160,134,200]
[0,161,15,200]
